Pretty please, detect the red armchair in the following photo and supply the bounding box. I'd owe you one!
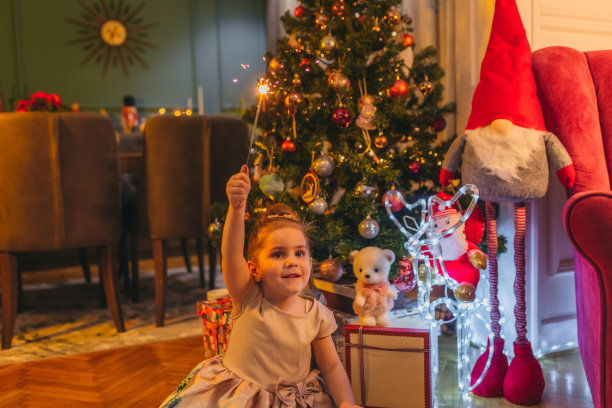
[532,46,612,408]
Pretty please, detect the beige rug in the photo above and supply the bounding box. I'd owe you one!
[0,260,220,366]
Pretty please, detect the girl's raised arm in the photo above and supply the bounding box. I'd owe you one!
[221,165,253,310]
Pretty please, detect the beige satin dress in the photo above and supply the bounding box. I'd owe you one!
[160,285,338,408]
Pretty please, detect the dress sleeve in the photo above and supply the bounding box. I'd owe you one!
[314,301,338,338]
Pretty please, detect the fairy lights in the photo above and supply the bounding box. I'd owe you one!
[384,185,497,400]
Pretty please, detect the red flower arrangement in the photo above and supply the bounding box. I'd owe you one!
[16,92,67,112]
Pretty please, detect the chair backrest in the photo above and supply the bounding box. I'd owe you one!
[0,112,121,252]
[532,46,612,194]
[143,114,248,241]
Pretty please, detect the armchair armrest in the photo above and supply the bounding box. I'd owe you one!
[563,191,612,273]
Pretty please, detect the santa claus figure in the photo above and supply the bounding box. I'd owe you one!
[439,0,575,405]
[429,192,487,303]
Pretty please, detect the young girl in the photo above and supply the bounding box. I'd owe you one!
[160,165,359,408]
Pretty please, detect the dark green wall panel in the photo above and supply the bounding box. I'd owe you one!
[0,0,265,114]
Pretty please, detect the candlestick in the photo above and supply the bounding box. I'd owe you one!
[197,86,204,114]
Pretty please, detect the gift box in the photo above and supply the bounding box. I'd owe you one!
[345,317,436,408]
[197,297,233,359]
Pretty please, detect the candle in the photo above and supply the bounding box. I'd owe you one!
[197,86,204,114]
[187,97,193,111]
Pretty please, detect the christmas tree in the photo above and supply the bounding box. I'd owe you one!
[214,0,456,276]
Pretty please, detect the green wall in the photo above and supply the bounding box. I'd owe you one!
[0,0,266,116]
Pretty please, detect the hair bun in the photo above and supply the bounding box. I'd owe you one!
[261,203,300,223]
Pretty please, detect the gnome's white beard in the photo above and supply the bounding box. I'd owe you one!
[439,223,468,261]
[467,125,543,182]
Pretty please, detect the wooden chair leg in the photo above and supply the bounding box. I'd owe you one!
[208,243,217,290]
[1,253,19,349]
[129,231,139,303]
[181,239,192,272]
[117,231,130,296]
[98,246,125,332]
[79,248,92,284]
[17,265,25,312]
[153,240,168,327]
[196,237,205,288]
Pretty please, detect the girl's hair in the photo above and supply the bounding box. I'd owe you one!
[247,203,310,261]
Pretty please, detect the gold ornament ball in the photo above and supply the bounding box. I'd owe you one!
[327,72,350,91]
[454,283,477,303]
[284,92,304,108]
[374,134,388,149]
[292,74,302,87]
[384,9,401,25]
[419,81,434,96]
[417,264,428,282]
[320,258,344,282]
[320,34,337,53]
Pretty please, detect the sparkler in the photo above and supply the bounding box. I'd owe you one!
[246,79,270,165]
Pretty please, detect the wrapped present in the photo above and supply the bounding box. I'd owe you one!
[345,317,436,408]
[197,297,233,359]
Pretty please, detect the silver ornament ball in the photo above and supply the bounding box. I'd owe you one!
[359,217,379,239]
[310,196,328,215]
[313,154,335,177]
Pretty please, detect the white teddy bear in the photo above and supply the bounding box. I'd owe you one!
[350,246,398,326]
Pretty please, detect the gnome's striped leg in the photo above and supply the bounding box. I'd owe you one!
[486,202,502,338]
[513,202,528,344]
[470,202,507,397]
[503,202,545,405]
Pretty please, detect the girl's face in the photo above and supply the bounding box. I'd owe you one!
[249,226,312,302]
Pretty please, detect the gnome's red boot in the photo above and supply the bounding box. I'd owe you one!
[470,336,508,397]
[503,341,545,405]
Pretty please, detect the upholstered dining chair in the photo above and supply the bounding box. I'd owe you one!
[532,46,612,408]
[140,114,248,327]
[0,112,125,349]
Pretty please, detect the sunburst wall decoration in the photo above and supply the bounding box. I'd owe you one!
[66,0,158,79]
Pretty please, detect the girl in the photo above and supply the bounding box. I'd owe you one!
[160,166,359,408]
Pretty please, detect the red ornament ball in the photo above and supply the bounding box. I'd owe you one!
[389,79,409,97]
[332,107,353,128]
[393,257,416,292]
[433,117,447,132]
[294,5,305,19]
[331,1,346,16]
[383,189,404,212]
[402,33,414,48]
[408,161,421,174]
[319,258,344,282]
[281,139,297,152]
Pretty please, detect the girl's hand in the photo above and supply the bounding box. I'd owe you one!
[226,165,251,209]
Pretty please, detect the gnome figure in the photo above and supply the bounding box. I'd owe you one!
[439,0,575,405]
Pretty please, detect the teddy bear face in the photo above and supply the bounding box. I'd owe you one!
[350,246,395,285]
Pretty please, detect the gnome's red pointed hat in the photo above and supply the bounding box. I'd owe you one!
[465,0,546,131]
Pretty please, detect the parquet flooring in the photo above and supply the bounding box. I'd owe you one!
[0,335,203,407]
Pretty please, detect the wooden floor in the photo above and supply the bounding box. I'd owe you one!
[0,336,203,407]
[0,334,594,408]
